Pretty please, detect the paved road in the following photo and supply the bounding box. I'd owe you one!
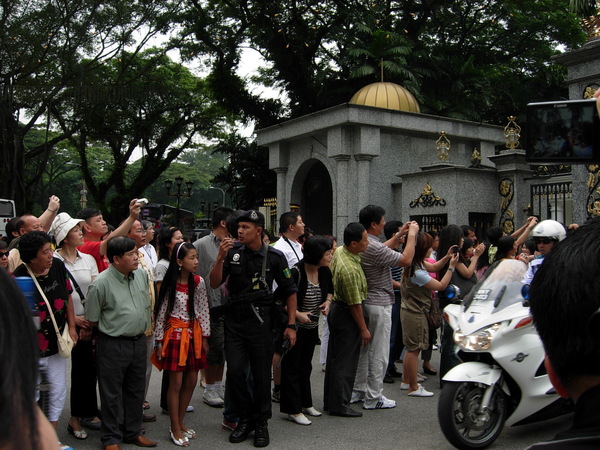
[56,347,569,450]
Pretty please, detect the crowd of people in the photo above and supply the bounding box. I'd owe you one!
[0,190,591,450]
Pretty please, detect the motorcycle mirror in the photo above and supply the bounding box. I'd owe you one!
[521,284,530,307]
[445,284,461,300]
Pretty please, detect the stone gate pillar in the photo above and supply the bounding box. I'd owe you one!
[488,150,534,233]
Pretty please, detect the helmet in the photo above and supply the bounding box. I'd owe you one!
[531,220,566,242]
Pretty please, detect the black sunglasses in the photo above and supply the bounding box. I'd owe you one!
[0,251,8,258]
[534,237,553,245]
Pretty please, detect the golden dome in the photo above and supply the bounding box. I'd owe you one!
[349,82,420,113]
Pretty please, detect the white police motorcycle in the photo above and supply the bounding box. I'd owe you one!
[437,259,572,449]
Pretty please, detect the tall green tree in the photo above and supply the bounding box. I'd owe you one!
[50,48,225,222]
[0,0,178,212]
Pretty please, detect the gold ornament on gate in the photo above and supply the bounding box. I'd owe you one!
[504,116,521,149]
[436,131,451,161]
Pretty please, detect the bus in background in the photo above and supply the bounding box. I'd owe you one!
[0,199,16,238]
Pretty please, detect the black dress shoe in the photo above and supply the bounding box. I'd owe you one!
[329,407,363,418]
[81,417,102,431]
[383,375,395,384]
[230,421,254,443]
[254,421,269,447]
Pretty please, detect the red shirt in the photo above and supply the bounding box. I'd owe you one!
[79,239,109,272]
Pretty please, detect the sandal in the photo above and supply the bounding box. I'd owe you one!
[423,364,438,375]
[182,428,197,439]
[67,424,88,440]
[170,430,190,447]
[143,400,150,410]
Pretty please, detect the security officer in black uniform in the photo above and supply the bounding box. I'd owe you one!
[210,210,297,448]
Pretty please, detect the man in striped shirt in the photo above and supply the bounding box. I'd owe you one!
[353,205,418,410]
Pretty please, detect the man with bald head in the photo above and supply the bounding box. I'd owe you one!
[8,195,61,271]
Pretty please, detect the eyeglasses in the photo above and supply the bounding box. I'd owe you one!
[534,237,554,245]
[0,251,8,258]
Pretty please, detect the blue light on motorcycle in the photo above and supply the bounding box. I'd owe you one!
[521,284,530,301]
[446,284,461,300]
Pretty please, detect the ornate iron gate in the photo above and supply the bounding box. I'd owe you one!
[530,182,572,224]
[409,214,448,233]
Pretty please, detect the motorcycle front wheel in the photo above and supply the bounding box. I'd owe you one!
[438,381,508,449]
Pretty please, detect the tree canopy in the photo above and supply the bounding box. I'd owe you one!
[173,0,586,124]
[1,0,226,218]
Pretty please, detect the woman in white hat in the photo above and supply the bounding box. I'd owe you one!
[51,213,101,439]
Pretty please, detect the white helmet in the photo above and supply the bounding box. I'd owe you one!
[531,220,566,242]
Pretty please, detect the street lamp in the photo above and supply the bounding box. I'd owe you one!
[165,176,194,227]
[209,186,225,206]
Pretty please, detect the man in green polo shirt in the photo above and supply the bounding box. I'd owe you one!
[323,222,371,418]
[85,236,157,450]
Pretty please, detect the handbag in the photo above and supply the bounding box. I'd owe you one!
[426,297,443,330]
[25,264,74,358]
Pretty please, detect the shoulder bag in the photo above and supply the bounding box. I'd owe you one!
[426,297,443,330]
[25,264,74,358]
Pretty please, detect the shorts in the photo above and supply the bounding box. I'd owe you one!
[206,315,225,365]
[162,332,207,372]
[401,310,429,352]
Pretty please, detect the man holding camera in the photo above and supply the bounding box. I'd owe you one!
[210,210,297,448]
[78,199,143,273]
[351,205,417,410]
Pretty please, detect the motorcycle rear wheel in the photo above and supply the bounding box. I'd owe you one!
[438,381,508,449]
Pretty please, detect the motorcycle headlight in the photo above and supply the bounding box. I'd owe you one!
[453,323,501,351]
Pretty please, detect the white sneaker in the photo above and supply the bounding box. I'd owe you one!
[363,395,396,409]
[302,406,322,417]
[417,373,427,382]
[400,382,410,390]
[203,388,225,407]
[350,392,364,404]
[186,405,194,412]
[407,385,434,397]
[287,413,312,426]
[216,384,225,400]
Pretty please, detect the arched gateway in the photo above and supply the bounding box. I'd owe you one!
[291,159,333,235]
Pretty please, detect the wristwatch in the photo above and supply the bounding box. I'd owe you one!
[448,267,456,273]
[286,323,298,330]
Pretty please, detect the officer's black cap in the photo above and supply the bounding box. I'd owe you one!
[236,210,265,227]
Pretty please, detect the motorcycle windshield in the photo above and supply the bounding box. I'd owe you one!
[463,260,528,312]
